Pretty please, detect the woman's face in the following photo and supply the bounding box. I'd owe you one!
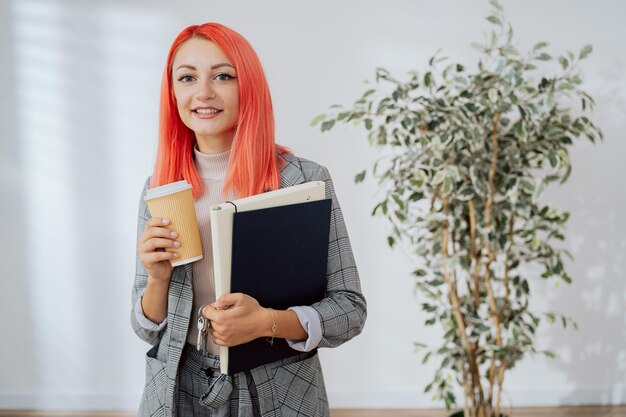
[171,37,239,153]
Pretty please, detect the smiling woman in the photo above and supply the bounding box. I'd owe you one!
[171,38,240,154]
[130,23,367,417]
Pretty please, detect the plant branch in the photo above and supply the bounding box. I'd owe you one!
[483,112,504,416]
[468,199,481,309]
[442,196,485,415]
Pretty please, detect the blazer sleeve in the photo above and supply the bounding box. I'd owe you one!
[306,163,367,348]
[130,176,166,346]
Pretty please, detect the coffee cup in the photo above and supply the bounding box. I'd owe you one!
[144,180,203,266]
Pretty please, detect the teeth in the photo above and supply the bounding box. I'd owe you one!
[195,108,221,114]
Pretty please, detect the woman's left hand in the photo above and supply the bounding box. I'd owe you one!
[201,293,270,347]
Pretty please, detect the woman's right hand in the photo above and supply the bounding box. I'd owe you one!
[137,217,180,282]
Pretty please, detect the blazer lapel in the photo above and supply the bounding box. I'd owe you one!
[278,153,305,189]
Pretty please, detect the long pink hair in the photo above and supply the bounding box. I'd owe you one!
[151,23,290,199]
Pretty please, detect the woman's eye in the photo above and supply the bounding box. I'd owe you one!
[215,73,236,81]
[178,75,194,83]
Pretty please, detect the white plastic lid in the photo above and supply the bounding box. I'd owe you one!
[144,180,192,201]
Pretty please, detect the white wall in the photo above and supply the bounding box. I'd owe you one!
[1,0,624,410]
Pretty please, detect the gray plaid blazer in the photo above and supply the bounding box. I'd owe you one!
[131,153,367,416]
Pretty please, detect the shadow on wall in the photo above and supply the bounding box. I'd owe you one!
[540,58,626,405]
[8,0,114,401]
[0,0,40,403]
[6,0,167,405]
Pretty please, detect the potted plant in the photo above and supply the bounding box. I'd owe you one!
[312,1,603,416]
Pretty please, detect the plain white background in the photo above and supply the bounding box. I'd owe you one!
[1,0,625,411]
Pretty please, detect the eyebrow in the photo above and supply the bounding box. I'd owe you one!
[175,63,235,71]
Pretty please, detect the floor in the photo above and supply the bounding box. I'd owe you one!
[1,406,625,417]
[332,406,626,417]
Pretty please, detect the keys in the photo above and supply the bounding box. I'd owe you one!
[196,303,213,355]
[197,316,209,355]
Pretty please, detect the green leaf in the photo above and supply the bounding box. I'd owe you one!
[522,280,530,294]
[558,56,569,70]
[548,152,558,168]
[387,236,395,248]
[521,179,535,194]
[443,176,454,195]
[393,194,405,210]
[561,273,572,284]
[579,44,593,60]
[465,102,478,112]
[487,15,502,25]
[414,342,427,353]
[422,303,437,313]
[489,0,503,12]
[537,53,553,61]
[433,170,446,185]
[413,268,428,277]
[488,88,499,103]
[446,391,456,404]
[533,41,549,51]
[362,88,376,98]
[310,113,326,127]
[543,350,557,359]
[354,170,366,183]
[364,118,373,130]
[320,120,335,132]
[476,323,490,332]
[424,72,432,87]
[371,202,383,216]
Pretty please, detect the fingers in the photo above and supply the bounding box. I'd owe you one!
[201,304,221,320]
[141,218,178,243]
[139,249,180,265]
[209,327,221,345]
[209,327,231,347]
[147,217,172,228]
[143,236,180,252]
[138,217,180,255]
[214,293,245,309]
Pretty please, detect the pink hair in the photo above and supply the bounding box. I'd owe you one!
[151,23,290,199]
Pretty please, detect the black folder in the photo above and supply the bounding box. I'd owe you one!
[226,198,332,374]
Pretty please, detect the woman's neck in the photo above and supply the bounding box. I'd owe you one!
[195,131,235,154]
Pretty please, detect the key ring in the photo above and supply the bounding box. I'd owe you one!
[198,303,212,319]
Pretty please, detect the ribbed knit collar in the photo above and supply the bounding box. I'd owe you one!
[193,144,230,180]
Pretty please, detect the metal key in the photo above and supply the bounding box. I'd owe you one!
[197,316,208,354]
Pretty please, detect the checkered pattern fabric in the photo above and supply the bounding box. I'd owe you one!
[177,344,261,416]
[131,153,367,416]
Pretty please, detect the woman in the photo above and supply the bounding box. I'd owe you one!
[131,23,366,417]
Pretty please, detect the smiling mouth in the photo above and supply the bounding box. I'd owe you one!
[193,108,222,115]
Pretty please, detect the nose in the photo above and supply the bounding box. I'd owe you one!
[196,79,216,101]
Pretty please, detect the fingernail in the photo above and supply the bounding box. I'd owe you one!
[173,241,180,247]
[173,252,180,257]
[170,231,178,238]
[162,218,170,225]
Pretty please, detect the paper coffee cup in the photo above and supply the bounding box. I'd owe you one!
[144,180,203,267]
